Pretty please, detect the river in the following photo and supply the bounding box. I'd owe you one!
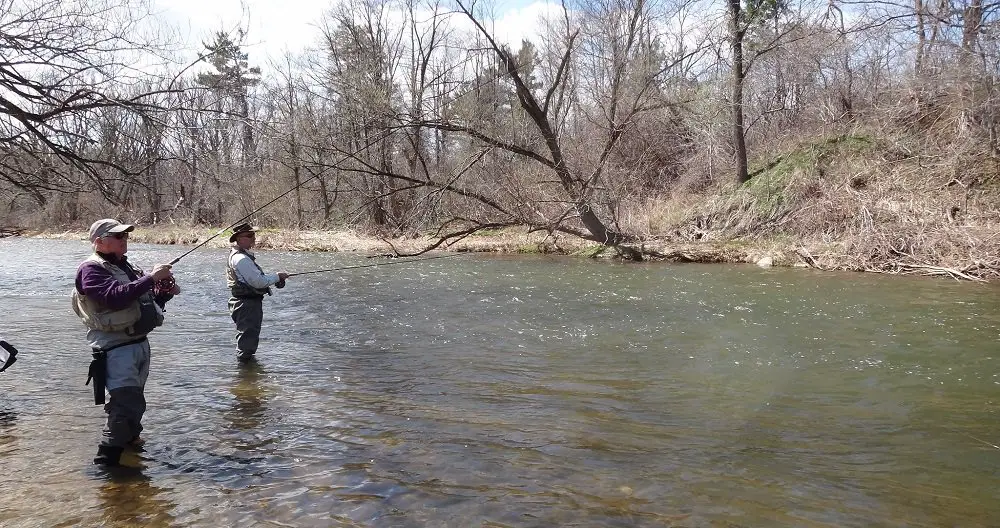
[0,237,997,527]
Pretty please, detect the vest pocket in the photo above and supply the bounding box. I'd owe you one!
[126,294,164,336]
[73,288,143,332]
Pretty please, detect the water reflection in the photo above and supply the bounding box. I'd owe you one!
[0,407,16,455]
[224,363,275,450]
[97,472,177,527]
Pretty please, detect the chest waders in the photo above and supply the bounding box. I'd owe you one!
[85,337,148,405]
[75,255,161,405]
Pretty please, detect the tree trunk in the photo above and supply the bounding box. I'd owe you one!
[915,0,926,72]
[962,0,983,55]
[238,92,255,170]
[728,0,750,184]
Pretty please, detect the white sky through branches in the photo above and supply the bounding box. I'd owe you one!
[153,0,555,65]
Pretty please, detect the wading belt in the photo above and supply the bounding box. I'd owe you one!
[233,294,265,300]
[85,337,147,405]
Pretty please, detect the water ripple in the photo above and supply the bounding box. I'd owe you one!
[0,239,997,526]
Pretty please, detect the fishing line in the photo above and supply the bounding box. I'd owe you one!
[287,253,467,277]
[943,426,1000,450]
[167,130,396,266]
[167,174,322,265]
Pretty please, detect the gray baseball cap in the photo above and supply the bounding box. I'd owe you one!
[88,218,135,242]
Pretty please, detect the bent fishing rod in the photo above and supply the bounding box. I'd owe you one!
[166,131,396,266]
[167,174,321,265]
[286,253,466,277]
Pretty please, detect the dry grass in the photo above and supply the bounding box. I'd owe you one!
[28,147,1000,279]
[22,99,1000,280]
[30,225,596,255]
[636,126,1000,280]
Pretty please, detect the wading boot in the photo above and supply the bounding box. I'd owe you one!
[94,445,124,466]
[126,436,146,452]
[237,353,257,365]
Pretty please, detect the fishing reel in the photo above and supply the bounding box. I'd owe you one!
[154,275,177,295]
[275,279,286,289]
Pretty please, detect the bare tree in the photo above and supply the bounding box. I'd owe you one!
[404,0,705,254]
[724,0,816,184]
[286,0,707,255]
[0,0,180,205]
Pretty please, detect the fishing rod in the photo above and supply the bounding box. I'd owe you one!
[167,173,322,265]
[167,130,396,266]
[287,253,466,277]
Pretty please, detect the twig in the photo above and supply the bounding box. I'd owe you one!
[795,246,823,269]
[898,263,985,282]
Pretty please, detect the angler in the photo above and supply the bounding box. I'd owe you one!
[72,219,181,467]
[226,223,290,365]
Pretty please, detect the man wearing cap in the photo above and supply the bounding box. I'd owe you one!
[226,223,289,364]
[72,218,180,466]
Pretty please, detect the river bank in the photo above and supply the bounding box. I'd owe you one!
[18,222,997,282]
[7,125,1000,283]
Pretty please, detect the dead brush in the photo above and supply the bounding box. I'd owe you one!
[642,118,1000,280]
[804,140,1000,280]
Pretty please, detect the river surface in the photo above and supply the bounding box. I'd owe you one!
[0,237,997,527]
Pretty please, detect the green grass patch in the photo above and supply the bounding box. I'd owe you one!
[516,244,542,253]
[749,133,876,182]
[736,133,879,218]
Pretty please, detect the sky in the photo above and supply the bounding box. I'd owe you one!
[154,0,330,62]
[153,0,556,66]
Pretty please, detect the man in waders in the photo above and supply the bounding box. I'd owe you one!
[73,219,180,466]
[226,223,289,364]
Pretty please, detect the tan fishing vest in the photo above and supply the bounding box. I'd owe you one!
[227,247,272,299]
[72,254,163,334]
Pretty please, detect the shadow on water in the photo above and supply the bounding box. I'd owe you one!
[225,362,274,435]
[0,408,16,452]
[94,469,178,527]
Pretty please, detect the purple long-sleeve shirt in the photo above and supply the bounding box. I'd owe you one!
[75,253,154,311]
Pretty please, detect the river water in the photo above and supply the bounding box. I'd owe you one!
[0,237,997,527]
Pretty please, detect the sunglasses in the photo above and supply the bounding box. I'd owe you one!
[239,232,256,238]
[103,232,129,240]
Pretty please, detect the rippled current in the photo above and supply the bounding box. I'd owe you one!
[0,237,997,527]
